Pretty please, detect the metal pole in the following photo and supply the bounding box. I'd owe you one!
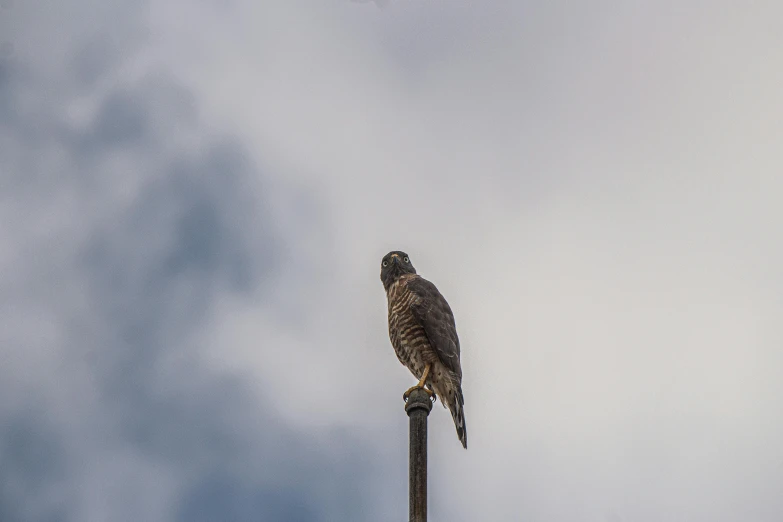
[405,388,433,522]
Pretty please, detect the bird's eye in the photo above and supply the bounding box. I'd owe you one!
[382,260,388,267]
[403,256,409,263]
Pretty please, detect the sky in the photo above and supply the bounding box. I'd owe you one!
[1,1,782,521]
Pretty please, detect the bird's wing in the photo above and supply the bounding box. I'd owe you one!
[407,275,462,378]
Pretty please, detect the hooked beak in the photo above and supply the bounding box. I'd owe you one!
[390,253,401,264]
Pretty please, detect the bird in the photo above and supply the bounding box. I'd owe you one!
[380,250,467,449]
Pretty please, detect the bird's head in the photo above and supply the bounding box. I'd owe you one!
[380,250,417,291]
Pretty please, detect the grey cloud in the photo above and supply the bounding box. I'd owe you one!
[5,1,783,521]
[69,34,128,89]
[0,409,69,522]
[0,28,395,522]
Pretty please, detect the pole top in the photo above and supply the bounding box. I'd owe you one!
[404,387,434,416]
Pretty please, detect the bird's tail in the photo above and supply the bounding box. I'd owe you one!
[448,386,467,449]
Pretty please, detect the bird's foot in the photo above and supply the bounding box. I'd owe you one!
[403,385,436,404]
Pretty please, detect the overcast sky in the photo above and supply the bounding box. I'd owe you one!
[2,1,782,521]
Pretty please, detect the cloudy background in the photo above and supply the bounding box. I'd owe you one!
[2,1,782,521]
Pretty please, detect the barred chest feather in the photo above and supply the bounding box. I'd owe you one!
[386,275,433,376]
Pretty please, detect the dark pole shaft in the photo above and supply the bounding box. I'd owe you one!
[405,388,433,522]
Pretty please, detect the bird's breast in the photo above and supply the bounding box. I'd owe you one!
[387,280,433,368]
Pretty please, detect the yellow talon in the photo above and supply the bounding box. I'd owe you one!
[403,364,436,402]
[403,385,435,400]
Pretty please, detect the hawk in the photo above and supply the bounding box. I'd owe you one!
[381,251,467,449]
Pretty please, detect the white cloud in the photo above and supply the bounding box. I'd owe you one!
[167,2,783,520]
[3,0,782,520]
